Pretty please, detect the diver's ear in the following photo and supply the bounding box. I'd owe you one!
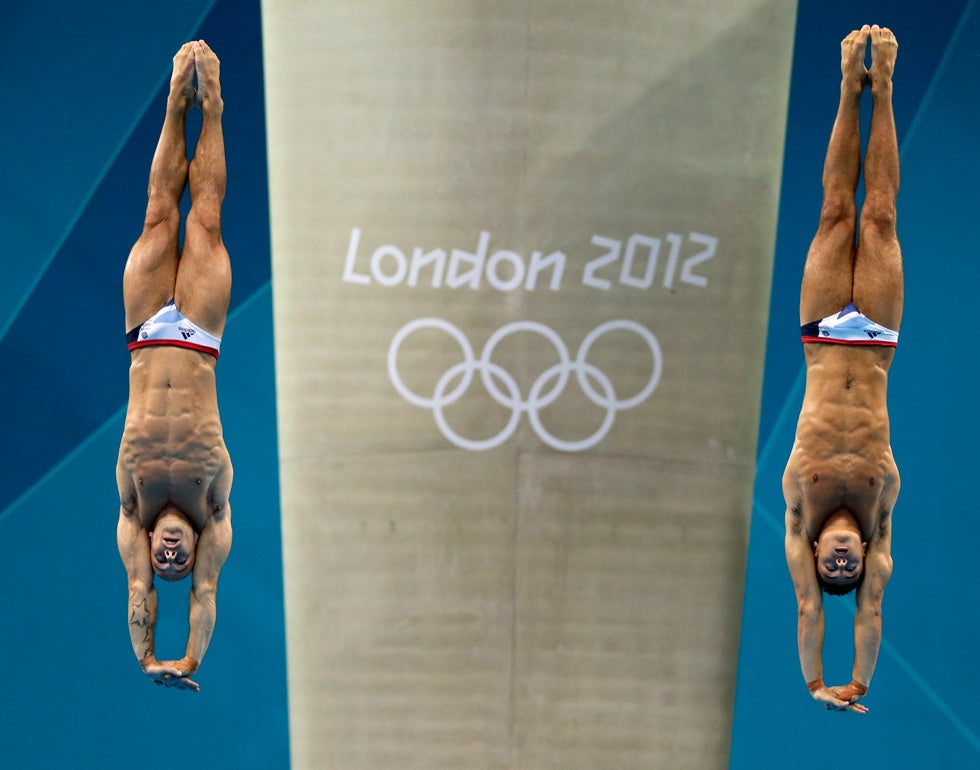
[862,541,868,553]
[812,540,819,554]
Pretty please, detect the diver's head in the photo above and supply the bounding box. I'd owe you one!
[813,525,866,596]
[149,505,198,581]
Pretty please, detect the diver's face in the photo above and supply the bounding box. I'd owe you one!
[814,530,866,584]
[149,512,197,581]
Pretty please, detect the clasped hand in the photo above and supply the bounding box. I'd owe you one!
[811,683,868,714]
[142,657,200,692]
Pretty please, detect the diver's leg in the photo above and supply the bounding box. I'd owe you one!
[799,26,870,325]
[123,43,195,332]
[853,25,903,332]
[174,40,231,338]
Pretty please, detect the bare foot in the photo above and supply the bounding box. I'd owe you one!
[840,25,871,89]
[169,42,197,109]
[869,25,897,89]
[193,40,223,114]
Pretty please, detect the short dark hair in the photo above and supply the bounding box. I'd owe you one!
[817,569,865,596]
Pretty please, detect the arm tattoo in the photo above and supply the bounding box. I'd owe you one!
[129,596,154,659]
[129,597,150,628]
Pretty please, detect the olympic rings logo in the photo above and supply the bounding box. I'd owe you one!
[387,319,663,452]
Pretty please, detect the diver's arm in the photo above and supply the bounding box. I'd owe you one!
[785,507,826,686]
[785,507,852,710]
[116,468,190,687]
[851,515,893,691]
[116,503,158,667]
[184,500,233,670]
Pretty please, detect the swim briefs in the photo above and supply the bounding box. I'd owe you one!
[801,302,898,347]
[126,300,221,359]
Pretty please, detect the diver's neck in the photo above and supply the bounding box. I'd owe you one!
[822,507,861,535]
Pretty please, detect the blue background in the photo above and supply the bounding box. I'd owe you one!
[2,0,977,767]
[732,1,980,767]
[0,1,289,768]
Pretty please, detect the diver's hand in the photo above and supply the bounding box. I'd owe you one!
[807,677,867,713]
[142,658,201,692]
[813,685,866,712]
[831,681,869,712]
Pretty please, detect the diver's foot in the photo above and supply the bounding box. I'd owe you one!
[840,26,871,91]
[194,40,223,116]
[869,25,897,94]
[169,42,197,111]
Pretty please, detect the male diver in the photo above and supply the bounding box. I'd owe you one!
[782,25,902,714]
[116,40,232,692]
